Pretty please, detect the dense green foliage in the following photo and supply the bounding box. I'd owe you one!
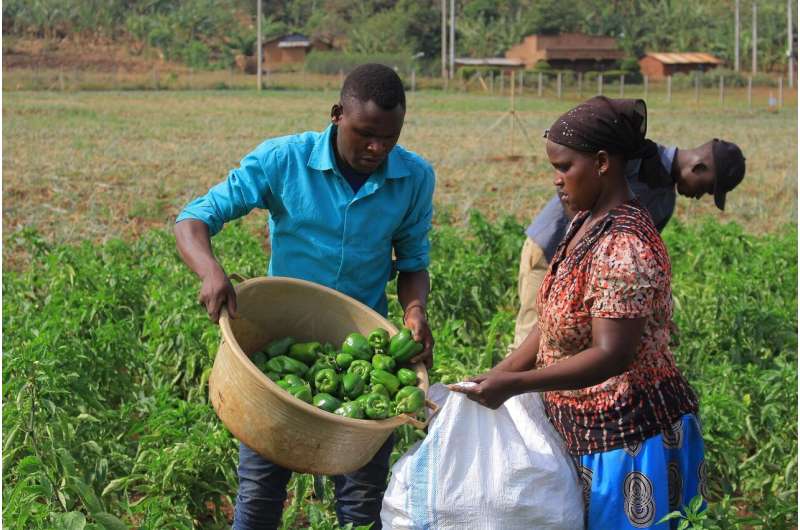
[3,0,794,72]
[3,215,797,528]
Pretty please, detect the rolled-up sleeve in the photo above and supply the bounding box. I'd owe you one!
[176,146,275,236]
[393,165,435,272]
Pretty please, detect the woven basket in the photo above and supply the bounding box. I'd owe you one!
[208,275,431,475]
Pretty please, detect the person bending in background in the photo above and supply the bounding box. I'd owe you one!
[511,127,745,350]
[454,97,707,528]
[174,64,434,530]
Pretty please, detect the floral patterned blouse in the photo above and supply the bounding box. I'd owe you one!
[536,200,698,456]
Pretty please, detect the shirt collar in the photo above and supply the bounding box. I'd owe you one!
[307,124,411,180]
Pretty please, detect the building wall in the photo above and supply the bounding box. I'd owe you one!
[262,42,309,69]
[548,58,620,73]
[638,56,666,78]
[506,36,542,68]
[506,33,622,70]
[638,56,720,79]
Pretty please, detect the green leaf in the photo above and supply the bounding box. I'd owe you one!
[70,478,103,514]
[15,455,43,475]
[656,510,684,524]
[100,478,129,497]
[54,511,87,530]
[688,494,704,513]
[91,512,128,530]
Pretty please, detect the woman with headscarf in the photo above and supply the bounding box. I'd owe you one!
[452,96,706,528]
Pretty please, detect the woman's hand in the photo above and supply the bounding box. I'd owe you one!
[449,370,522,409]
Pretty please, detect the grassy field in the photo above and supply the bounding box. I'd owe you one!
[3,87,797,263]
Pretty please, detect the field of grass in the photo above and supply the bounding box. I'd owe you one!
[3,87,797,261]
[2,87,798,529]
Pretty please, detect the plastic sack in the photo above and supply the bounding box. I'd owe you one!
[381,383,584,529]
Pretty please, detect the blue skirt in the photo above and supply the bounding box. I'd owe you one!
[577,413,707,529]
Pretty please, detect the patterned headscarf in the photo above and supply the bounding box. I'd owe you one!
[546,96,669,184]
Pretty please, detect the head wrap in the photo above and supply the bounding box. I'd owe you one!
[545,96,669,184]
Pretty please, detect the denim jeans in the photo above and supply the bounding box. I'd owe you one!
[232,434,394,530]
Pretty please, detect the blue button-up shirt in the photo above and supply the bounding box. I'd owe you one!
[176,124,435,316]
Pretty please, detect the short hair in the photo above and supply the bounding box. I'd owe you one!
[341,63,406,110]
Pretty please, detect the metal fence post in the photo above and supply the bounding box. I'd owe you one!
[557,71,562,99]
[694,71,700,103]
[748,76,753,110]
[644,75,648,99]
[667,75,672,104]
[578,71,583,97]
[537,72,543,96]
[778,76,783,108]
[719,75,724,105]
[619,74,624,96]
[598,73,603,95]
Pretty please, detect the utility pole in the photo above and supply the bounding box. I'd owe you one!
[735,0,740,71]
[752,1,758,75]
[788,0,794,88]
[449,0,455,79]
[441,0,447,80]
[256,0,262,90]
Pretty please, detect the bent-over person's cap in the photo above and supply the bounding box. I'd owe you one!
[712,139,746,210]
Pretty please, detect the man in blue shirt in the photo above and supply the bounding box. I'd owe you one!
[175,64,435,530]
[512,138,745,349]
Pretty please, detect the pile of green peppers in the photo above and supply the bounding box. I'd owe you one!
[249,328,426,420]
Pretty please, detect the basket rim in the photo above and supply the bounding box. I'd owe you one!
[218,275,427,430]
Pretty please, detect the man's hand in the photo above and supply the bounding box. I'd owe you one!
[449,370,521,409]
[404,305,434,370]
[198,267,238,323]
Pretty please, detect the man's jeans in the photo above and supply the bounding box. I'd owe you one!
[232,434,394,530]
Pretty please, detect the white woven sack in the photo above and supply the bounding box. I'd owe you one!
[381,383,583,530]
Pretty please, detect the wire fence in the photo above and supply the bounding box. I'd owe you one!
[4,64,796,110]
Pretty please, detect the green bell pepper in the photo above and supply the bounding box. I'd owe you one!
[368,328,390,355]
[370,383,391,399]
[347,360,373,381]
[389,328,423,364]
[288,342,321,365]
[335,352,354,371]
[308,359,334,384]
[282,374,306,388]
[334,401,365,419]
[288,384,313,404]
[265,371,281,381]
[371,354,396,373]
[313,393,342,413]
[276,379,292,391]
[396,368,418,387]
[364,393,392,419]
[355,393,371,405]
[370,369,400,396]
[314,368,340,395]
[340,373,366,400]
[265,336,296,358]
[341,333,372,361]
[395,386,425,414]
[266,355,309,377]
[321,342,337,355]
[251,351,268,370]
